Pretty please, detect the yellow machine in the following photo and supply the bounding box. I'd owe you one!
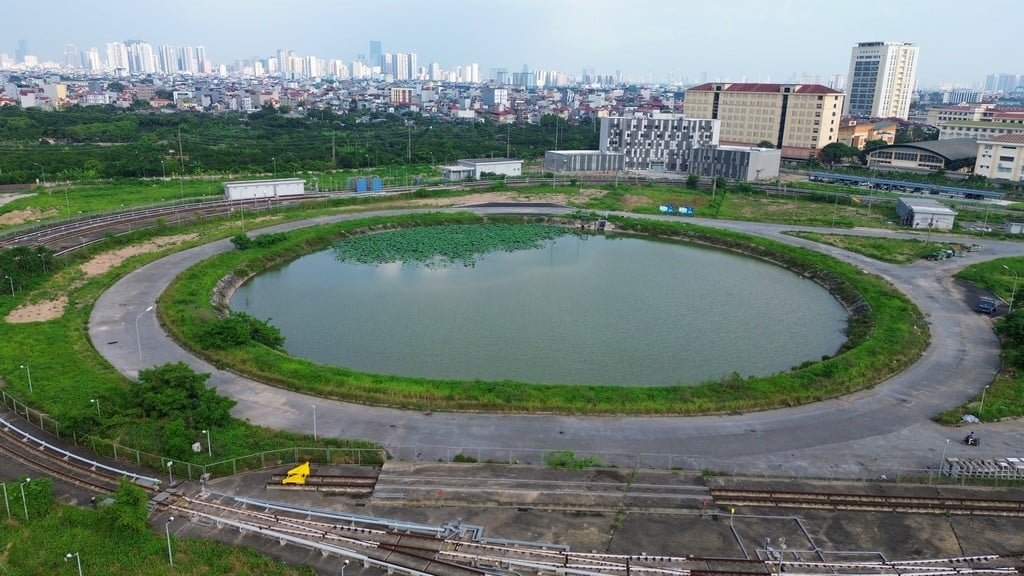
[282,461,310,485]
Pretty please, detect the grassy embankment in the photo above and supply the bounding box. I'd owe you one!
[0,479,315,576]
[161,213,928,415]
[935,260,1024,424]
[785,232,954,264]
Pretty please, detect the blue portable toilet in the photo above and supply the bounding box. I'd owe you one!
[371,177,383,191]
[355,178,368,193]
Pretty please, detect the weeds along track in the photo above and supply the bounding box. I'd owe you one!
[710,487,1024,516]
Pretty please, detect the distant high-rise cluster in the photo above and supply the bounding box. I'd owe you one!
[984,73,1023,94]
[54,40,212,75]
[844,41,919,120]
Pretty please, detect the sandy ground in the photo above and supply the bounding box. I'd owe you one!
[4,233,198,324]
[5,296,69,324]
[0,206,58,226]
[80,233,198,277]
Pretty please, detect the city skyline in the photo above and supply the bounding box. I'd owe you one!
[2,0,1022,87]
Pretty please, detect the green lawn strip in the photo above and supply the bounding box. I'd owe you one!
[0,485,316,575]
[162,214,928,415]
[935,259,1024,424]
[785,232,952,264]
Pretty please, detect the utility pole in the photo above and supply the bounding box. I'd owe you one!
[407,125,412,162]
[177,127,185,174]
[332,132,336,166]
[506,124,511,158]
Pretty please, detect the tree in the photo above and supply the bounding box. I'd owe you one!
[132,362,236,428]
[101,480,150,533]
[686,173,701,189]
[995,309,1024,348]
[858,140,889,164]
[757,140,775,149]
[821,142,858,168]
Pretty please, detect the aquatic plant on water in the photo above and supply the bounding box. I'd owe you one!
[332,223,573,268]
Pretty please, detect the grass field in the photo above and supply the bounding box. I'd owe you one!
[786,232,952,264]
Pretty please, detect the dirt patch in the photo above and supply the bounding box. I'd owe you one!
[621,194,651,211]
[80,233,198,276]
[5,296,68,323]
[0,207,59,226]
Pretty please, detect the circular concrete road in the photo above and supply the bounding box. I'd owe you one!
[89,207,1023,478]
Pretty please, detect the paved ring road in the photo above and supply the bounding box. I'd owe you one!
[88,207,1023,478]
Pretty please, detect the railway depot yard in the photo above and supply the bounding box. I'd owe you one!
[186,461,1024,571]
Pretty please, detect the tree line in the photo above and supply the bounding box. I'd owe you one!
[0,105,600,184]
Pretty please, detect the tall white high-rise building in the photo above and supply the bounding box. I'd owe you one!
[126,41,157,74]
[179,45,199,74]
[84,47,102,71]
[105,42,129,75]
[394,53,409,80]
[63,44,78,68]
[159,44,178,73]
[844,41,919,120]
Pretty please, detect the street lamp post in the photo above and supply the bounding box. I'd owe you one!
[311,404,318,442]
[340,559,350,576]
[90,398,101,418]
[979,385,990,419]
[1,482,9,519]
[19,478,30,520]
[272,156,277,176]
[1003,265,1018,313]
[165,516,175,565]
[65,552,83,576]
[4,275,13,295]
[166,461,174,485]
[19,364,32,393]
[202,429,212,457]
[939,438,951,476]
[135,305,155,367]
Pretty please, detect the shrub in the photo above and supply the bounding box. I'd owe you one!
[198,312,285,350]
[544,450,603,470]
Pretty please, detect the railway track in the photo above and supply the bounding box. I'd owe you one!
[266,473,379,495]
[155,487,1024,576]
[372,473,712,511]
[710,488,1024,517]
[0,414,156,495]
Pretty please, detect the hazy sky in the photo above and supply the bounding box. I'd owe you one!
[3,0,1020,87]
